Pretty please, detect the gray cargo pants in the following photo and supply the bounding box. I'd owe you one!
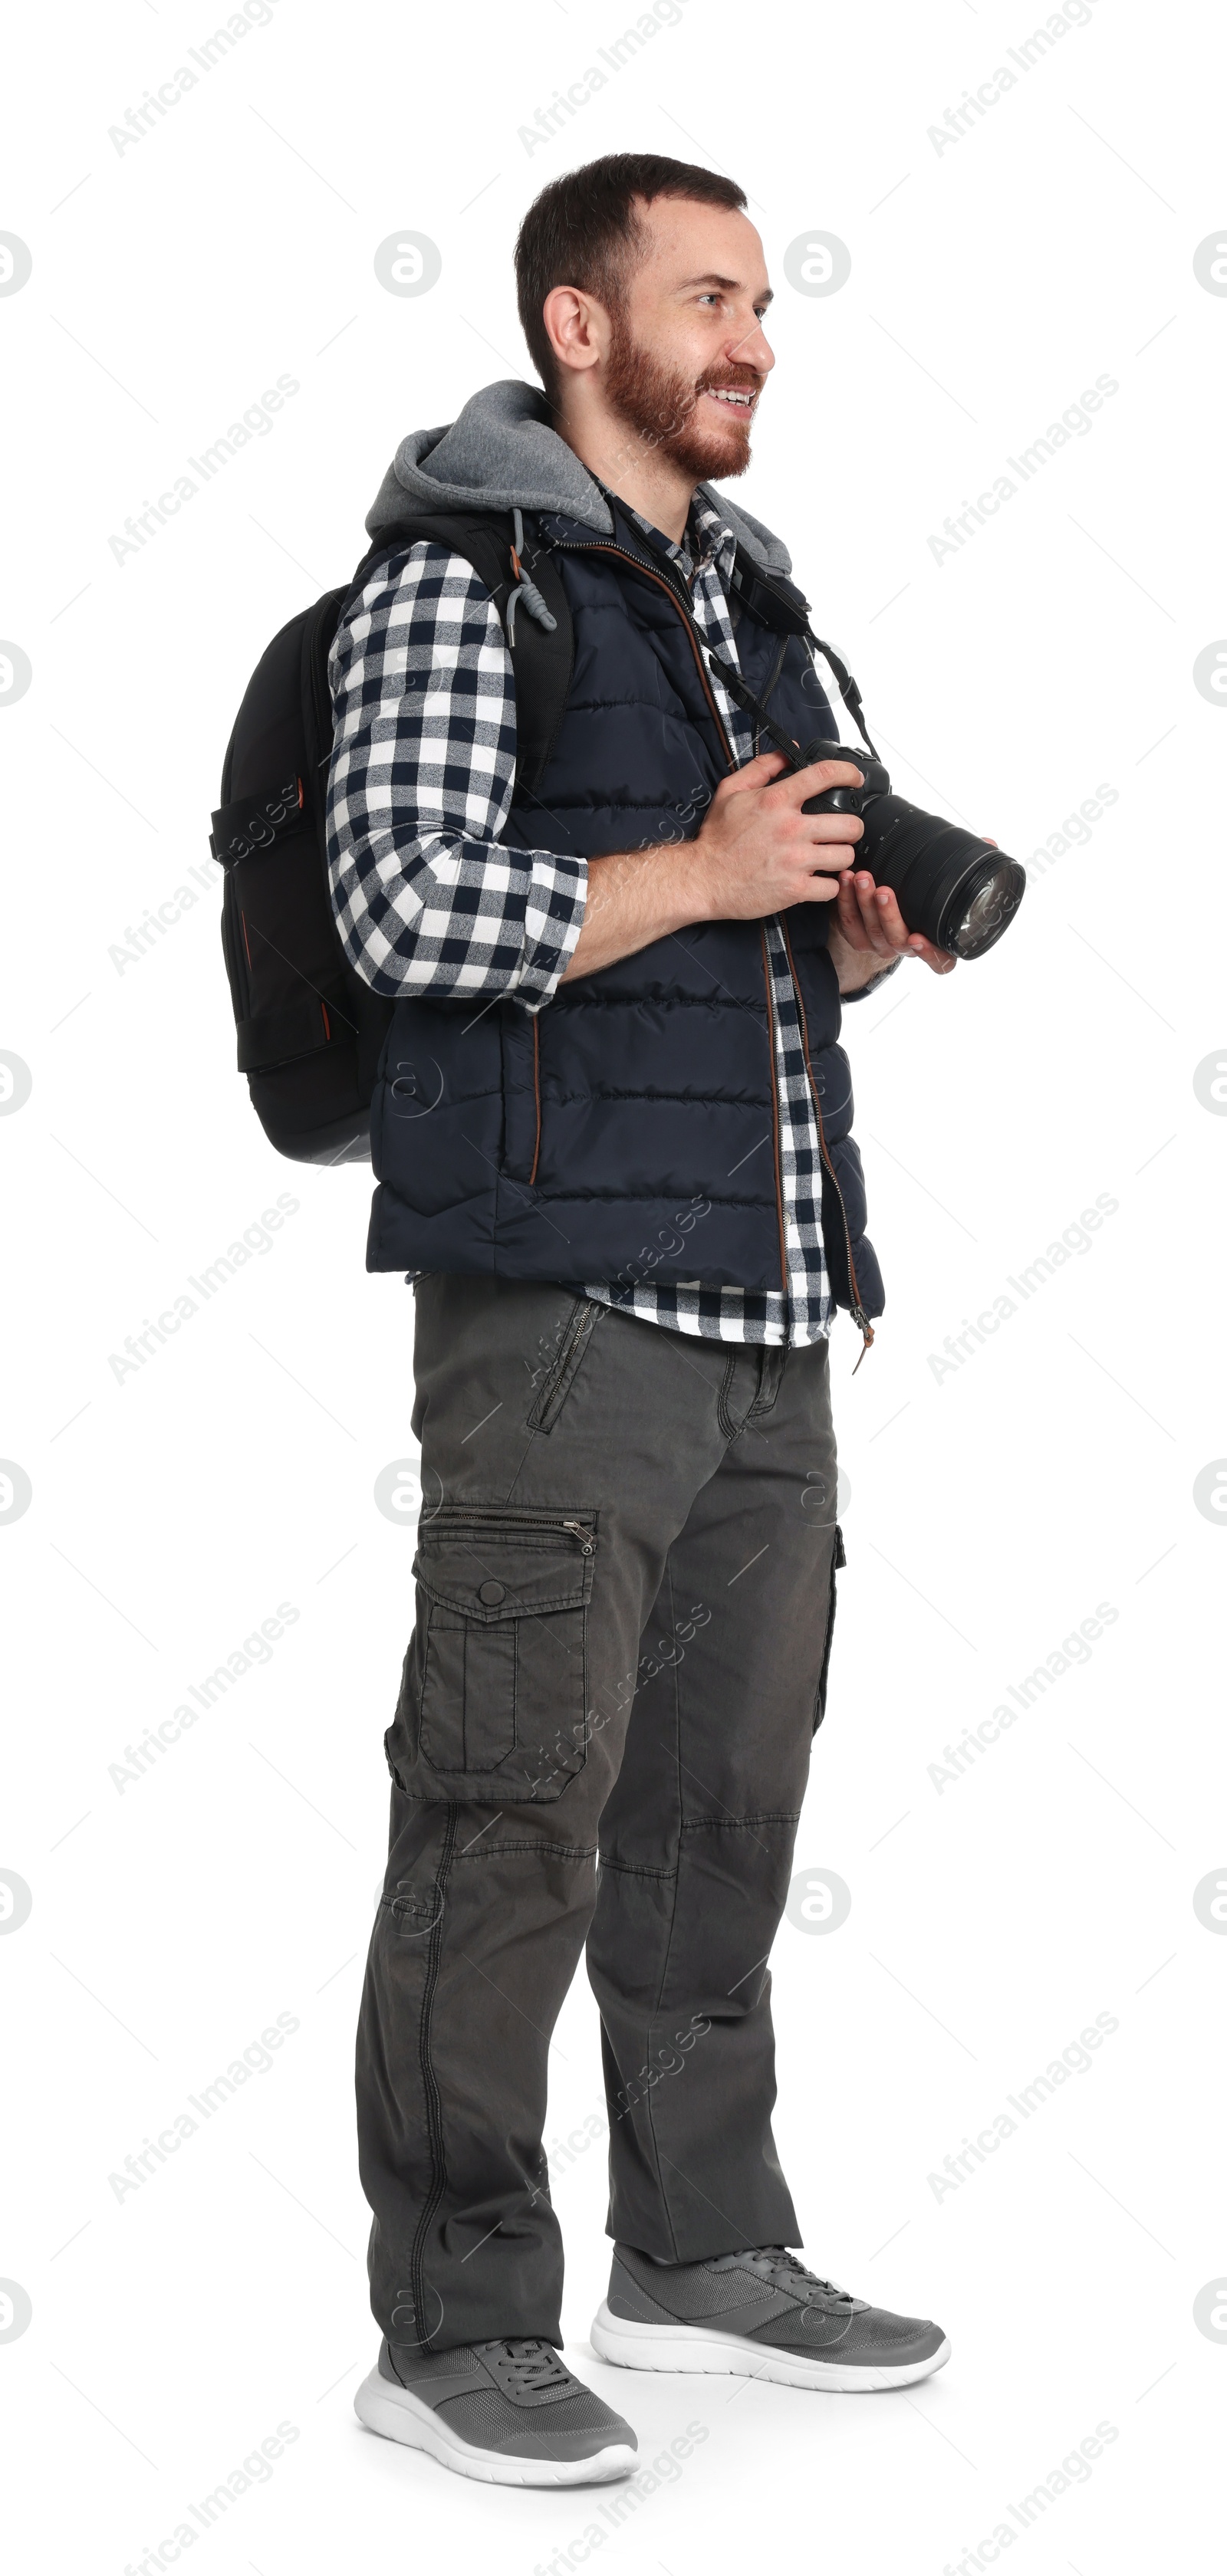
[356,1276,844,2351]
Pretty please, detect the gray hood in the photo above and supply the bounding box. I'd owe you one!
[365,377,793,576]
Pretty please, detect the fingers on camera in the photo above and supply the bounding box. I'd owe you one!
[809,816,864,846]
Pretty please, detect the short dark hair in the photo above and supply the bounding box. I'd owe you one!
[515,152,748,405]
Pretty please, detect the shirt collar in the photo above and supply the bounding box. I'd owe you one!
[621,491,738,586]
[688,493,738,579]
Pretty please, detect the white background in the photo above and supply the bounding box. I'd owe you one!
[2,1,1225,2569]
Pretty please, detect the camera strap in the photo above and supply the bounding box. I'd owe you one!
[811,634,880,761]
[706,644,880,766]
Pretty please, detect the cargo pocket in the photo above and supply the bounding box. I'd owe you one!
[813,1523,846,1735]
[398,1506,597,1802]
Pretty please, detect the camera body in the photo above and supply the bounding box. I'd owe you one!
[800,740,1026,960]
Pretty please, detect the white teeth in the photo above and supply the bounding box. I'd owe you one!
[709,389,753,406]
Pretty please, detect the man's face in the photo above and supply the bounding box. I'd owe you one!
[600,198,775,481]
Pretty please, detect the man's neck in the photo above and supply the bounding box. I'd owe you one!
[554,409,696,545]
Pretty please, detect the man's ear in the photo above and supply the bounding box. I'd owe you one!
[541,282,611,378]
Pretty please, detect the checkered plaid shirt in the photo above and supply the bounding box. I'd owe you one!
[327,493,833,1344]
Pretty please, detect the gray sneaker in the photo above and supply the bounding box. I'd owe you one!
[591,2243,950,2392]
[354,2334,638,2486]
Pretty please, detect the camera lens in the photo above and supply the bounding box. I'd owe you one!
[800,741,1026,961]
[945,856,1027,959]
[856,802,1025,960]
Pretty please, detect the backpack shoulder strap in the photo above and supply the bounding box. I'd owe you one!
[345,508,574,799]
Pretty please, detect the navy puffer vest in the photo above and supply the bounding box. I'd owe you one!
[366,498,883,1319]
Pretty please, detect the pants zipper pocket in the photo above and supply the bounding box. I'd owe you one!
[433,1506,597,1556]
[526,1300,604,1436]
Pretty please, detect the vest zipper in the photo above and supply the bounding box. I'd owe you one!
[529,1016,542,1184]
[779,917,876,1368]
[544,530,793,1276]
[758,928,790,1293]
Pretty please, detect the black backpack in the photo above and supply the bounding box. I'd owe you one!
[211,511,572,1164]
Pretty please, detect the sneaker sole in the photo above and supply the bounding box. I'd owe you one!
[589,2303,951,2393]
[353,2366,638,2487]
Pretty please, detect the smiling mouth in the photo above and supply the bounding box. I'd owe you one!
[702,385,758,412]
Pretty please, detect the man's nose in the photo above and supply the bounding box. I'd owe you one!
[728,314,775,375]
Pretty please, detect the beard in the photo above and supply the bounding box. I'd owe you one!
[601,312,761,481]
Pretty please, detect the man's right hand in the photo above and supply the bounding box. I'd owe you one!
[561,751,868,984]
[685,749,867,921]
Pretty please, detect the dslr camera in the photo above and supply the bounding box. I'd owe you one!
[709,639,1025,960]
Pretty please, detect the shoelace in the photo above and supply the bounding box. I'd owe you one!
[709,2246,865,2311]
[473,2336,573,2394]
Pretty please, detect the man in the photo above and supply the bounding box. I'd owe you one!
[329,154,956,2489]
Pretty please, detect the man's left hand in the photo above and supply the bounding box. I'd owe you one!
[827,867,956,994]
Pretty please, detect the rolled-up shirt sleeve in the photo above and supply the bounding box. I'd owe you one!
[326,540,587,1008]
